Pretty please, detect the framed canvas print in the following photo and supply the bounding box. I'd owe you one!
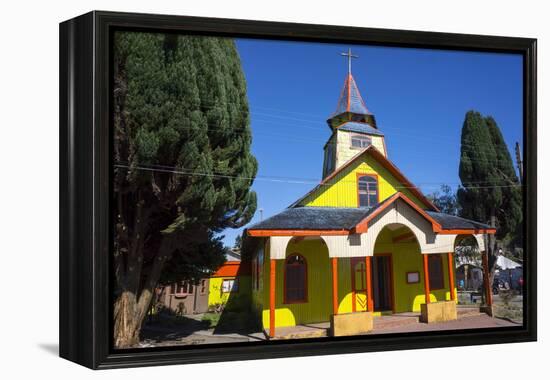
[59,11,537,369]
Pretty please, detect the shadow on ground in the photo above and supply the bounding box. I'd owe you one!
[211,277,260,335]
[213,311,260,335]
[141,314,211,343]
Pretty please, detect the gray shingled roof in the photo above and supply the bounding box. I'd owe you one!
[426,211,492,230]
[247,206,376,231]
[247,205,492,233]
[338,121,384,136]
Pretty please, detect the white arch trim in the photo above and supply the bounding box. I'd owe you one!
[266,201,488,259]
[268,236,293,260]
[364,198,460,255]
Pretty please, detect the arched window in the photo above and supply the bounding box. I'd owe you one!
[357,175,378,207]
[284,254,307,303]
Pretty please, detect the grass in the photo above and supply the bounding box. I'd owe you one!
[201,313,221,328]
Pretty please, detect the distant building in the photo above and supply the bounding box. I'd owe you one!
[157,260,251,315]
[207,261,251,312]
[157,278,210,315]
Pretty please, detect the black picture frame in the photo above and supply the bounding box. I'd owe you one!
[59,10,537,369]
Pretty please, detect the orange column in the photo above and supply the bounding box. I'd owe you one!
[447,252,456,301]
[423,254,431,304]
[331,257,339,315]
[269,259,276,338]
[481,252,493,306]
[365,256,373,312]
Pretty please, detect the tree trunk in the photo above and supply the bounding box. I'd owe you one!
[113,234,176,349]
[488,213,498,291]
[481,212,498,306]
[113,290,141,348]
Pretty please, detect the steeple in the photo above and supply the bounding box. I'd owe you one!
[327,49,377,130]
[322,49,386,178]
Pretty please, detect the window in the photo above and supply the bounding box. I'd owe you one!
[172,281,193,296]
[324,143,335,175]
[253,247,264,291]
[284,254,307,303]
[199,279,207,295]
[406,271,420,284]
[222,278,239,293]
[428,255,444,290]
[351,134,371,148]
[357,175,378,207]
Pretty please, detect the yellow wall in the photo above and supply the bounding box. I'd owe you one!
[208,275,252,312]
[373,228,455,313]
[299,153,425,209]
[259,238,332,328]
[254,230,457,329]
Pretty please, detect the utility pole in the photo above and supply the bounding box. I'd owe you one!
[515,142,523,184]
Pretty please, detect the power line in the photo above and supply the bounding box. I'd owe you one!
[116,161,521,186]
[115,118,519,167]
[183,99,512,148]
[114,163,523,190]
[115,96,517,160]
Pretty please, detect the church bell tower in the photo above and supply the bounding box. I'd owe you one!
[322,49,387,179]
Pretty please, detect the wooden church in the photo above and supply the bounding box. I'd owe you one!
[245,51,496,338]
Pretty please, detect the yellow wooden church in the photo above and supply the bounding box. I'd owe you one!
[245,52,496,338]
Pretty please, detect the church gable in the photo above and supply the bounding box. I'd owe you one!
[297,148,430,210]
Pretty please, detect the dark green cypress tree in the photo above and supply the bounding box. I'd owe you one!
[457,111,522,299]
[485,116,523,245]
[112,31,257,348]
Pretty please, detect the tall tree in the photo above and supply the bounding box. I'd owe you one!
[427,184,459,216]
[113,32,257,348]
[457,111,522,293]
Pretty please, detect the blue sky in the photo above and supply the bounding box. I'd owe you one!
[221,38,523,247]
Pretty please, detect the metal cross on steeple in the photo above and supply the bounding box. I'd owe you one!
[341,48,358,75]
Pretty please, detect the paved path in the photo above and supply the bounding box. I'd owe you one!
[139,313,520,347]
[140,325,265,347]
[368,314,519,335]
